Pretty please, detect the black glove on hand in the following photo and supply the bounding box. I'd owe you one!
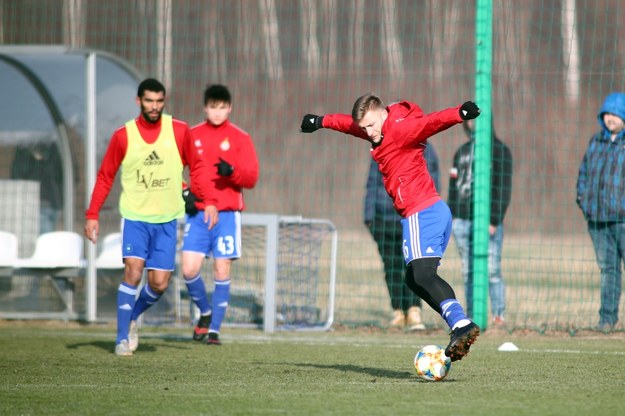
[459,101,481,120]
[215,158,234,177]
[182,188,199,215]
[300,114,324,133]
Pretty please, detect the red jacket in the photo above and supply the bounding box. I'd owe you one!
[85,115,214,220]
[322,101,462,217]
[189,119,259,211]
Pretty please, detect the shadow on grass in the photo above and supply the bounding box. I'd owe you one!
[295,362,414,380]
[66,336,193,354]
[293,362,456,383]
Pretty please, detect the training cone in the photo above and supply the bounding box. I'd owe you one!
[498,342,519,352]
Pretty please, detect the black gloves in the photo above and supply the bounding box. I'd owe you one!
[182,188,200,215]
[300,114,324,133]
[459,101,480,120]
[215,158,234,177]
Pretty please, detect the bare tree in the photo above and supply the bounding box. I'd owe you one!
[347,0,364,71]
[321,0,338,74]
[156,0,173,89]
[301,0,321,79]
[202,5,227,81]
[425,0,461,83]
[236,1,260,80]
[561,0,580,104]
[380,0,403,79]
[494,0,531,109]
[259,0,283,80]
[63,0,85,48]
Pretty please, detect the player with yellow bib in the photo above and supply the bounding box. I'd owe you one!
[85,78,218,356]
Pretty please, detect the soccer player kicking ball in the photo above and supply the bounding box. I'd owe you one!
[300,94,481,361]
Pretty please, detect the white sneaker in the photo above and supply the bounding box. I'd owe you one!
[114,340,133,356]
[128,321,139,352]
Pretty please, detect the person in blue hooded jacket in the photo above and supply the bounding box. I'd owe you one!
[576,92,625,331]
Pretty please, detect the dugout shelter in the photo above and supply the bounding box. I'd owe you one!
[0,45,141,321]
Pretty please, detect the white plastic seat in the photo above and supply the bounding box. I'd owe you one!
[13,231,85,319]
[0,231,19,276]
[96,232,124,269]
[14,231,85,269]
[0,231,18,267]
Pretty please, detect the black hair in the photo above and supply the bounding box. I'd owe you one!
[203,84,232,105]
[137,78,166,98]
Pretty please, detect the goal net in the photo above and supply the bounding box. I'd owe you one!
[141,213,338,332]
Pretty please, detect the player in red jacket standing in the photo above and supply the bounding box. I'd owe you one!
[300,93,481,361]
[182,84,259,345]
[84,78,218,356]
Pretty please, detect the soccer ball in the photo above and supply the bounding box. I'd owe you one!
[414,344,452,381]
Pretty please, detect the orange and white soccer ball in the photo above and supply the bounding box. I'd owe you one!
[414,344,452,381]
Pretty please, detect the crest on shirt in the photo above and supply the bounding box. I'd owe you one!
[220,137,230,151]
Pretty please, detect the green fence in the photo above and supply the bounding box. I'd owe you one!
[1,0,624,333]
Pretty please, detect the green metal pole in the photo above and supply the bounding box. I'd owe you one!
[473,0,493,329]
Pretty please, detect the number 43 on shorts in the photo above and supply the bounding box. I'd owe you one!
[217,236,235,256]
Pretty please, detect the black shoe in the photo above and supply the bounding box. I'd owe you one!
[192,314,212,341]
[207,332,222,346]
[445,322,480,362]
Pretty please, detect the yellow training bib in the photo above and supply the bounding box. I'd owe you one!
[119,114,184,223]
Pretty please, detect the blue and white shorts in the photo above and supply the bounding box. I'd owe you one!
[401,200,452,264]
[182,210,241,259]
[121,218,178,271]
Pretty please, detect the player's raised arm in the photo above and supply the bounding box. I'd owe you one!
[395,102,481,147]
[300,113,369,140]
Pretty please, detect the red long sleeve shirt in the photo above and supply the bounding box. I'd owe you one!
[189,119,259,211]
[85,115,214,220]
[322,101,463,218]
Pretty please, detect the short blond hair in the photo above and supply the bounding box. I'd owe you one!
[351,93,385,122]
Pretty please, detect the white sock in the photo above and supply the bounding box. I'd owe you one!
[452,319,472,330]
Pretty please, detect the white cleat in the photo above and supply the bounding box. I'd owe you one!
[128,321,139,352]
[114,340,133,356]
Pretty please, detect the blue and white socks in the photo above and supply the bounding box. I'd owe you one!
[116,282,138,345]
[130,283,162,322]
[440,299,471,330]
[210,279,231,333]
[185,273,211,316]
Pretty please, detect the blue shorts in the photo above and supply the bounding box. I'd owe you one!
[182,210,241,259]
[401,200,452,264]
[121,218,178,271]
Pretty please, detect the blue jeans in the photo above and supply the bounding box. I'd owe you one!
[451,219,505,318]
[587,221,625,326]
[39,206,59,234]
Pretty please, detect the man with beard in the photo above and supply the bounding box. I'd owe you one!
[84,78,218,356]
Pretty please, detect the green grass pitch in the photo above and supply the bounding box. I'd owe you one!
[1,322,624,415]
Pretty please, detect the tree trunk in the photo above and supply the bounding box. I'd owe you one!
[348,0,364,71]
[561,0,580,104]
[259,0,283,80]
[380,0,403,80]
[425,0,460,83]
[236,1,260,80]
[157,0,173,89]
[63,0,84,48]
[321,0,338,74]
[301,0,321,79]
[203,5,227,81]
